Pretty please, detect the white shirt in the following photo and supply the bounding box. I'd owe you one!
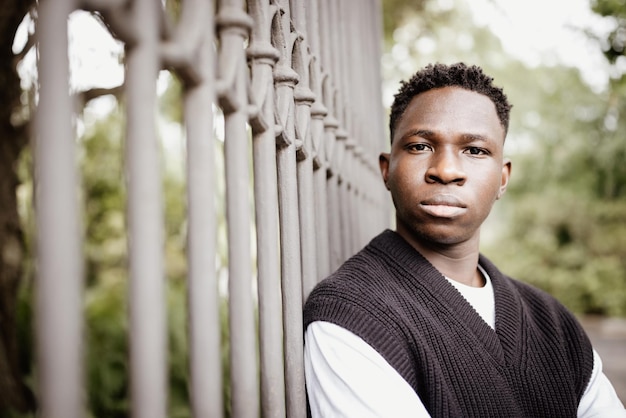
[305,268,626,417]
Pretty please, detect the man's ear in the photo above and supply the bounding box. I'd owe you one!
[379,152,390,190]
[497,159,512,199]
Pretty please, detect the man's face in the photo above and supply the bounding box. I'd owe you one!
[379,86,511,248]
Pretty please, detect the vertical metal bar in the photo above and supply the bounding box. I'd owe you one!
[364,1,378,154]
[313,164,329,279]
[318,0,332,76]
[361,0,377,239]
[292,13,318,301]
[305,0,320,57]
[361,0,376,239]
[349,1,364,254]
[274,2,306,416]
[312,126,330,278]
[185,2,223,416]
[318,0,341,272]
[306,0,330,280]
[372,0,386,149]
[324,140,341,273]
[296,118,317,301]
[34,1,83,418]
[247,1,286,416]
[338,159,352,261]
[125,1,167,417]
[225,60,259,418]
[276,140,306,418]
[216,2,259,417]
[341,1,356,261]
[371,0,388,236]
[251,74,285,418]
[289,0,305,32]
[370,0,392,230]
[329,0,351,262]
[329,1,342,98]
[351,2,364,250]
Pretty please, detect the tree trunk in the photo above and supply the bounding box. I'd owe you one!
[0,0,37,413]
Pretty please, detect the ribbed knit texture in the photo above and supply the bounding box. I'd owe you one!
[304,230,594,418]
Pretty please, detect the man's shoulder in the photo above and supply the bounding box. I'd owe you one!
[307,242,392,299]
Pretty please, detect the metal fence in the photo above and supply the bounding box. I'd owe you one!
[34,0,388,417]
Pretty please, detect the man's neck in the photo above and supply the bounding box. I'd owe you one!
[397,228,484,287]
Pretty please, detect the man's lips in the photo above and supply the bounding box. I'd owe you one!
[420,195,467,218]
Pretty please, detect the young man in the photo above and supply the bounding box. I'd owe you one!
[303,63,626,417]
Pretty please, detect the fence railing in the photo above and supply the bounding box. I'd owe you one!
[33,0,389,417]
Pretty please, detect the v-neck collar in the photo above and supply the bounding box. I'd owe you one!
[371,230,523,366]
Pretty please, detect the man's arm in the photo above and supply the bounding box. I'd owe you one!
[578,349,626,417]
[304,321,430,418]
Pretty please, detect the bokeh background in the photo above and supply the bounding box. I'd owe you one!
[1,0,625,416]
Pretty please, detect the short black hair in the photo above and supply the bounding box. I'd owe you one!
[389,62,512,141]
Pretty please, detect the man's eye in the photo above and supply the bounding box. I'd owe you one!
[406,143,431,152]
[465,147,488,155]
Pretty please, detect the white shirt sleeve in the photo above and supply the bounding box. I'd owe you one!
[578,349,626,417]
[304,321,431,418]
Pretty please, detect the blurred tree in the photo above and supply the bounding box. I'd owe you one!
[492,0,626,316]
[0,1,36,413]
[488,62,626,316]
[592,0,626,64]
[382,0,428,39]
[590,0,626,200]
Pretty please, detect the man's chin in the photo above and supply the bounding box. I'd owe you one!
[399,224,475,248]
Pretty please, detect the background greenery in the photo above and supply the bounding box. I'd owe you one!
[4,0,626,416]
[381,0,626,317]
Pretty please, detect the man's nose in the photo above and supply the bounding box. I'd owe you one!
[425,150,466,185]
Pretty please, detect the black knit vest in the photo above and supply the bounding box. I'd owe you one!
[304,230,594,417]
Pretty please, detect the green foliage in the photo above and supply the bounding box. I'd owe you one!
[485,192,626,317]
[80,106,127,287]
[381,0,429,40]
[83,276,232,418]
[591,0,626,64]
[160,73,184,125]
[85,275,129,417]
[481,1,626,317]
